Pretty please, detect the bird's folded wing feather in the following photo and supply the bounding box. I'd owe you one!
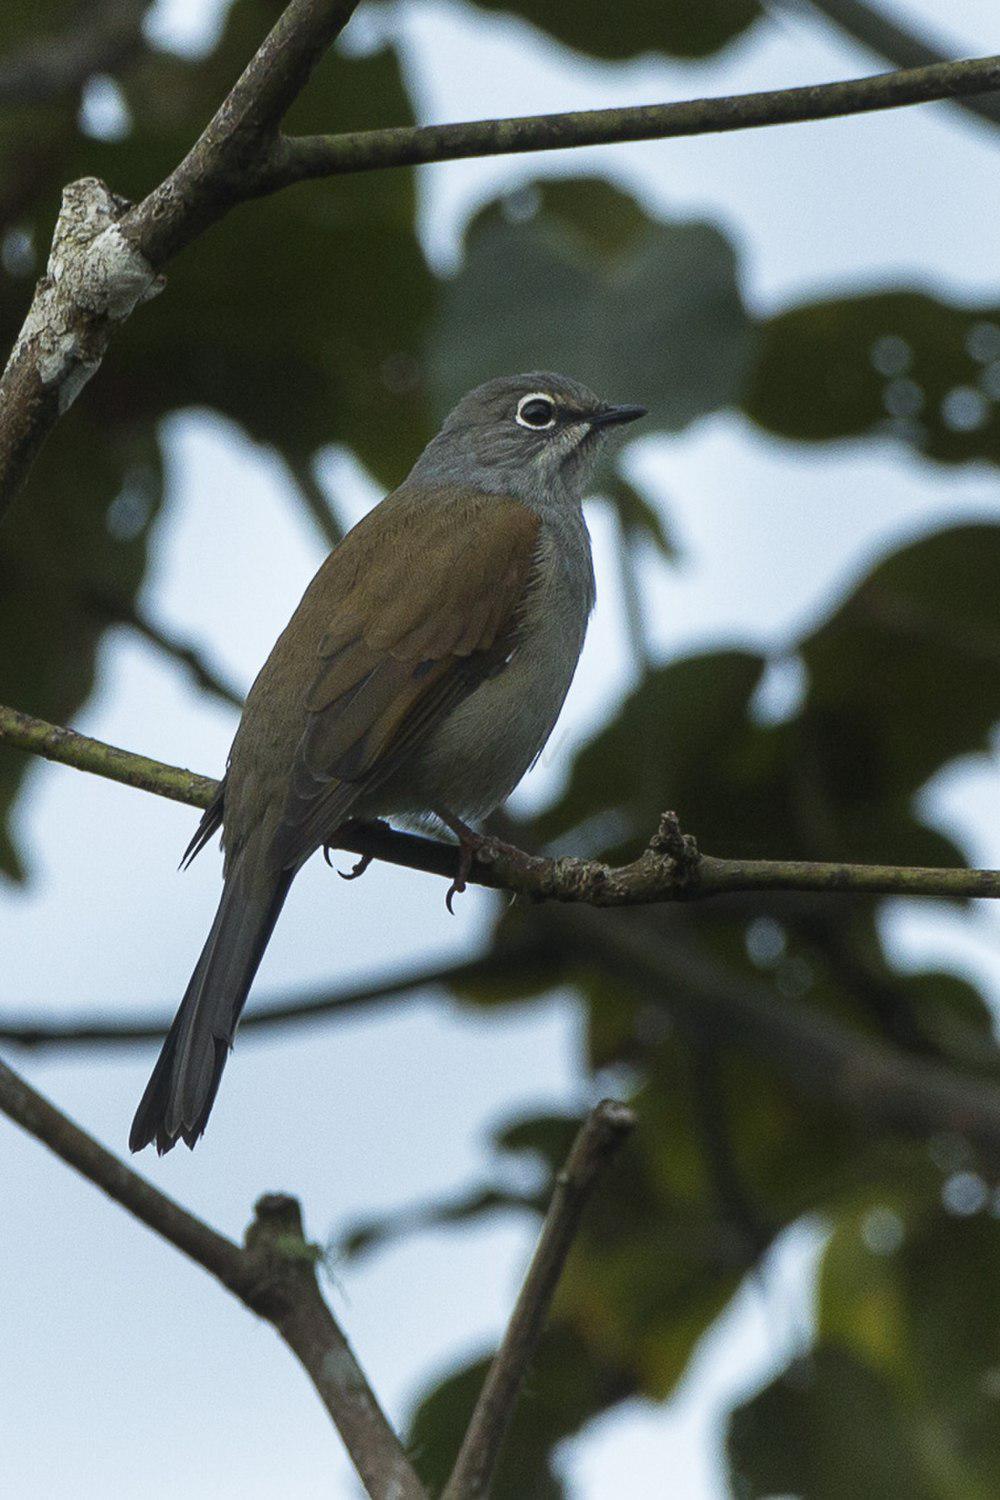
[271,490,541,869]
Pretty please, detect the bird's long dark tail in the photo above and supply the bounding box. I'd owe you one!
[129,849,293,1154]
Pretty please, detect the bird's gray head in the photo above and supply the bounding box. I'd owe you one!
[409,372,646,505]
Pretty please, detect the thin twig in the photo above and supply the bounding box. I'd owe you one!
[442,1100,636,1499]
[0,934,552,1050]
[2,705,998,905]
[286,454,344,549]
[780,0,1000,128]
[0,1056,426,1500]
[87,592,245,709]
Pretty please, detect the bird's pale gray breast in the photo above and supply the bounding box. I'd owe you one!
[385,506,595,819]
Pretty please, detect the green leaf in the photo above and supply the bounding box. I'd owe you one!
[431,179,756,437]
[533,649,767,852]
[745,292,1000,465]
[471,0,761,61]
[728,1343,937,1500]
[800,523,1000,805]
[604,472,678,558]
[0,416,162,878]
[819,1205,1000,1498]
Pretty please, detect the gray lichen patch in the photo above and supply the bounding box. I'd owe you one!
[10,176,163,415]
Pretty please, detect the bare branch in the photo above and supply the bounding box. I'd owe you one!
[442,1100,636,1499]
[0,935,552,1050]
[780,0,1000,128]
[0,1055,426,1499]
[567,907,1000,1167]
[2,706,999,905]
[267,51,1000,185]
[87,593,245,709]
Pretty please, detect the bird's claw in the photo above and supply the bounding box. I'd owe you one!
[338,851,374,882]
[324,819,391,880]
[445,830,487,914]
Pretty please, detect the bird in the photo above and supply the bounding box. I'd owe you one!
[129,372,645,1153]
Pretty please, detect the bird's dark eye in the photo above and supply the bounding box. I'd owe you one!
[516,394,556,430]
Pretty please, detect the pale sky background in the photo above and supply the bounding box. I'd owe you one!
[3,1,1000,1495]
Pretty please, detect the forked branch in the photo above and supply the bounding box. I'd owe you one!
[2,0,1000,520]
[0,1056,424,1499]
[0,1061,632,1499]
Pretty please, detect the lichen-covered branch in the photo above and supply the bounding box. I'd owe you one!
[0,177,163,517]
[0,1056,426,1500]
[3,704,998,906]
[0,0,361,520]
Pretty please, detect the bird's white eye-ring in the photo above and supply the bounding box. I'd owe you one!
[516,393,557,430]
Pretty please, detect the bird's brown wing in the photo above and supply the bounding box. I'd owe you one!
[270,490,541,869]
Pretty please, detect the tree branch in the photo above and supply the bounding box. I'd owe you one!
[266,51,1000,185]
[0,934,553,1050]
[2,0,1000,527]
[782,0,1000,128]
[0,704,217,808]
[0,0,361,521]
[565,907,1000,1167]
[442,1100,636,1500]
[87,592,246,709]
[287,453,345,549]
[0,1055,426,1499]
[122,0,362,266]
[3,705,999,905]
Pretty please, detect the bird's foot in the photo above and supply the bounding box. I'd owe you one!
[434,808,488,914]
[324,819,390,880]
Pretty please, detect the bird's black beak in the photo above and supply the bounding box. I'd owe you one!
[589,403,647,429]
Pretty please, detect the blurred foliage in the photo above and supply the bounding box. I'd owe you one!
[3,3,1000,1497]
[747,292,1000,464]
[336,528,1000,1495]
[429,178,757,434]
[473,0,762,60]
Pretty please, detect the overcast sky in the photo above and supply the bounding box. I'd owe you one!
[3,2,1000,1496]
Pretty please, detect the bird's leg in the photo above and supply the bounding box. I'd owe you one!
[434,807,489,913]
[324,818,390,880]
